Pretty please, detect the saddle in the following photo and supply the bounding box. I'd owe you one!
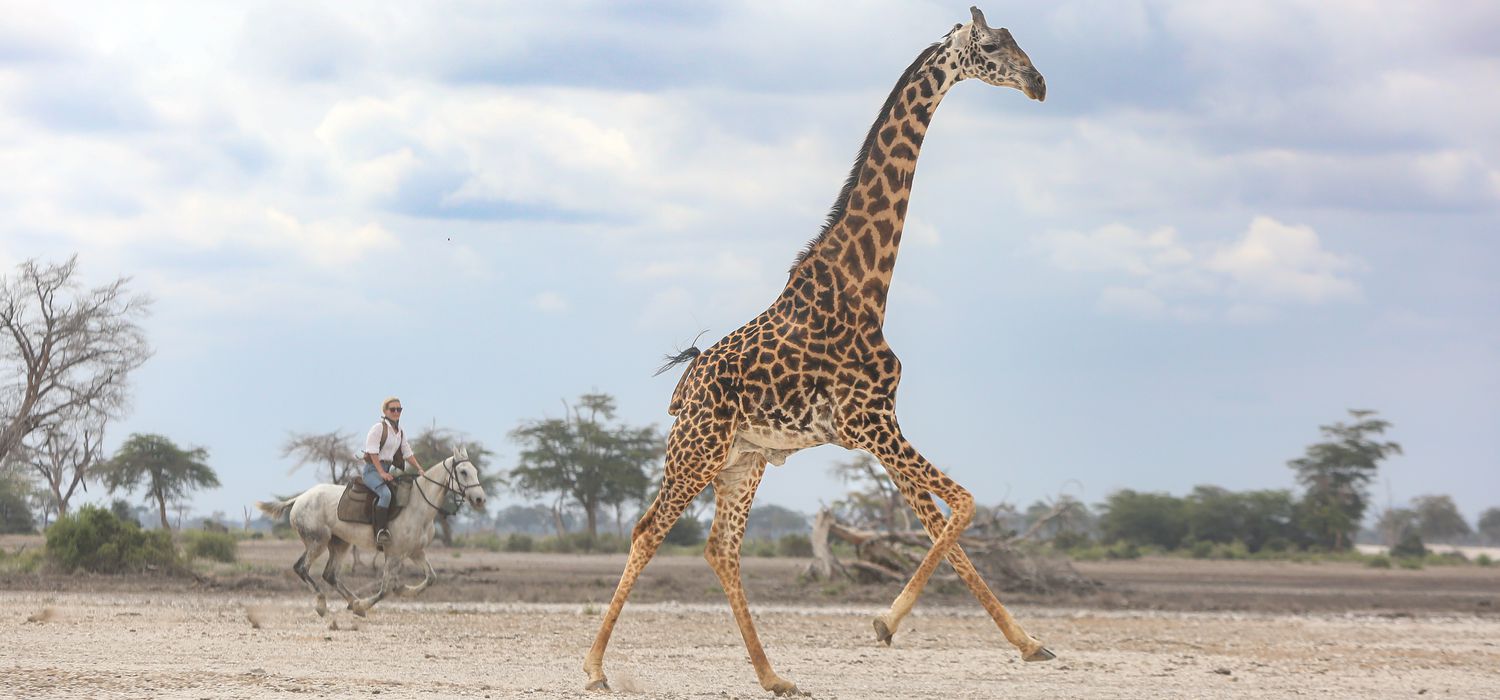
[336,478,413,525]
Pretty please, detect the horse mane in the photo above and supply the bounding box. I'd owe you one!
[789,41,944,275]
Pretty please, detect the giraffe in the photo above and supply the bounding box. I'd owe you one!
[585,7,1051,695]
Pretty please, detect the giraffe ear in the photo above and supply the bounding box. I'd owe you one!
[970,6,990,30]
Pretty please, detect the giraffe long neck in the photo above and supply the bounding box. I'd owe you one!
[788,40,959,326]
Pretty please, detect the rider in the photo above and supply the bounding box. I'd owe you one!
[363,396,425,551]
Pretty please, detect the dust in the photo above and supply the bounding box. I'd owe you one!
[611,670,643,693]
[245,604,269,629]
[25,606,57,623]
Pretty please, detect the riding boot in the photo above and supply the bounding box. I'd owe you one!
[372,505,392,552]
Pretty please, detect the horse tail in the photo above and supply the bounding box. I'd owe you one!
[631,493,663,541]
[256,494,299,521]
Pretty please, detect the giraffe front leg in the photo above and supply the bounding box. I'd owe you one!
[893,482,1054,661]
[852,423,976,646]
[705,453,807,696]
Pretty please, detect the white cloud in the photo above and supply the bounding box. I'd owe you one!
[1206,217,1359,304]
[531,291,569,313]
[1036,216,1360,320]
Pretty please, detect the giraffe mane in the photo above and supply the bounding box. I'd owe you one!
[789,41,945,276]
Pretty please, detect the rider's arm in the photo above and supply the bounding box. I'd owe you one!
[406,453,425,477]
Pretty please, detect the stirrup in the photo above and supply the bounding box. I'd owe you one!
[375,529,391,551]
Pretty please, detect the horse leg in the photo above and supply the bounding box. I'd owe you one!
[395,548,435,597]
[293,535,330,617]
[350,547,399,616]
[322,536,359,609]
[583,405,729,692]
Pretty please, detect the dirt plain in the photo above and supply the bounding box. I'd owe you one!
[3,536,1499,699]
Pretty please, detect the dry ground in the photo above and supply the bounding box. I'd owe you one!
[3,537,1499,698]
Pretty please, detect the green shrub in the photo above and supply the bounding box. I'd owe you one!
[1477,554,1493,567]
[1210,541,1250,560]
[1366,555,1392,568]
[776,533,813,558]
[1189,540,1214,559]
[45,506,179,574]
[181,530,237,563]
[1390,530,1427,559]
[664,517,704,546]
[1050,530,1091,551]
[743,539,777,558]
[0,547,45,573]
[504,533,534,553]
[1105,541,1141,560]
[457,532,505,552]
[1397,558,1424,570]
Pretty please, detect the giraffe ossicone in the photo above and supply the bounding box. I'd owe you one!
[585,7,1051,695]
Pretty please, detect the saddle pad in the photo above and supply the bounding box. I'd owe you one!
[336,481,411,524]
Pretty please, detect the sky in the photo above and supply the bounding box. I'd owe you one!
[2,1,1497,525]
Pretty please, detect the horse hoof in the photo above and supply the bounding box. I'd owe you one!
[1024,646,1057,662]
[873,617,894,646]
[585,679,610,692]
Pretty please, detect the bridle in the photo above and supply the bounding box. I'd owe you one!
[408,456,483,515]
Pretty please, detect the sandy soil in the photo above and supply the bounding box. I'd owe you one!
[5,592,1499,699]
[4,538,1500,698]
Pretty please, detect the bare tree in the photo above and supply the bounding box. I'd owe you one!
[829,452,911,532]
[281,430,361,484]
[0,256,151,464]
[17,409,104,519]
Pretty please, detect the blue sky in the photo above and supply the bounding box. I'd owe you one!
[3,1,1497,524]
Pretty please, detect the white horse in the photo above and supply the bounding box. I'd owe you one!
[257,446,487,617]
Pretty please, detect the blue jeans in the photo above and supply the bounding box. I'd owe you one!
[361,463,394,507]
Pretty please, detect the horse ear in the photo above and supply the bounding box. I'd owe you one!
[456,444,468,460]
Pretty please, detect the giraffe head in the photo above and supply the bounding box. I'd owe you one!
[953,6,1046,101]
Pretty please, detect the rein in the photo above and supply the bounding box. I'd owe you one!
[405,456,480,516]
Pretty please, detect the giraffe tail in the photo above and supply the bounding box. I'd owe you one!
[653,346,701,377]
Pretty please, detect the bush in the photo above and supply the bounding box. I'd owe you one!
[1390,530,1427,559]
[1105,541,1141,560]
[0,547,45,573]
[1050,530,1092,551]
[181,530,237,563]
[505,533,534,553]
[1397,558,1424,570]
[743,539,777,558]
[46,506,179,574]
[1189,540,1215,559]
[1366,555,1392,568]
[664,516,705,546]
[776,533,813,558]
[457,532,505,552]
[1476,554,1493,567]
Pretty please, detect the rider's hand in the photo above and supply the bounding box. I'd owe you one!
[380,471,395,483]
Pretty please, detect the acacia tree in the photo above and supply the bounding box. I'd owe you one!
[509,393,660,541]
[1375,507,1418,548]
[17,409,104,519]
[96,433,219,530]
[0,256,151,465]
[830,452,911,531]
[281,430,362,484]
[1475,508,1500,546]
[1411,495,1472,544]
[1288,409,1402,550]
[0,465,37,534]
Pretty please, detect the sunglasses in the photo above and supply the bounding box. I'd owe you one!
[387,407,403,413]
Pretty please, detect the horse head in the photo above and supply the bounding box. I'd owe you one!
[448,444,487,510]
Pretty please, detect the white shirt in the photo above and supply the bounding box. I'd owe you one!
[364,419,413,464]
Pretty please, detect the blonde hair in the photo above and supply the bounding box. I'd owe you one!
[380,396,401,413]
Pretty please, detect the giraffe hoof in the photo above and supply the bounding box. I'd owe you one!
[585,678,610,692]
[1024,646,1057,662]
[873,617,894,646]
[770,680,807,697]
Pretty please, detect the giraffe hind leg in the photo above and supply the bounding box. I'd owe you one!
[705,452,806,696]
[891,480,1053,660]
